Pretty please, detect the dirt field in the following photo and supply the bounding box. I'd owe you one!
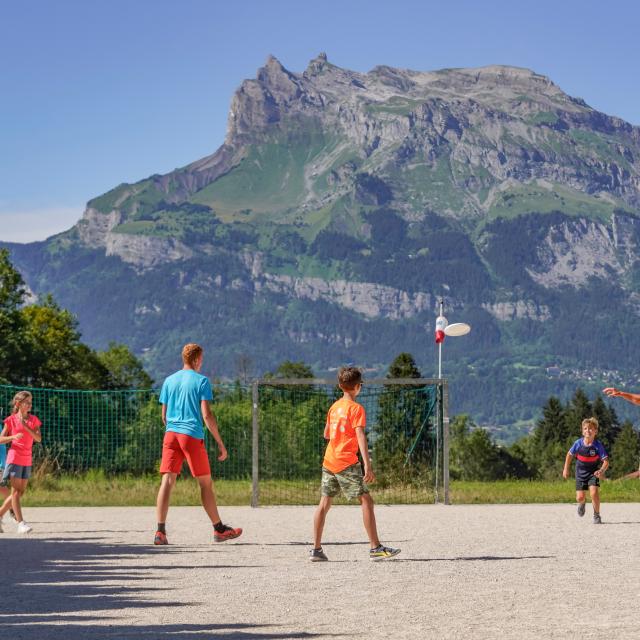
[1,504,639,639]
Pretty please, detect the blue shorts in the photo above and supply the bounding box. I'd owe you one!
[576,474,599,491]
[2,464,32,482]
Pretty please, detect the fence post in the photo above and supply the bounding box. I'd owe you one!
[251,381,259,508]
[443,380,450,505]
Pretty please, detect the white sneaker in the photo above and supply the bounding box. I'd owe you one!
[9,510,17,523]
[17,521,32,534]
[0,519,4,533]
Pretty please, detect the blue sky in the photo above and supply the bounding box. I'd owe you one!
[1,0,639,242]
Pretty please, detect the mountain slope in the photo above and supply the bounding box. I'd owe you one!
[8,54,640,430]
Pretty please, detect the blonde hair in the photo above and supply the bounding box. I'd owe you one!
[11,391,32,413]
[582,417,599,431]
[182,343,203,368]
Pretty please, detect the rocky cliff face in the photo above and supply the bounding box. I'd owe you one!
[8,55,640,427]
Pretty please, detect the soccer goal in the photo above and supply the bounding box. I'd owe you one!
[250,377,449,506]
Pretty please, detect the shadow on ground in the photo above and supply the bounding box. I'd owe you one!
[0,537,325,639]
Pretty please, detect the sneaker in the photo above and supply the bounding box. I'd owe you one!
[17,521,32,534]
[593,513,602,524]
[370,545,401,561]
[153,531,168,545]
[577,502,586,517]
[309,547,329,562]
[214,525,242,542]
[9,510,17,523]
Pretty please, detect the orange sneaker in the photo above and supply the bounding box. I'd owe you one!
[154,530,168,545]
[214,525,242,542]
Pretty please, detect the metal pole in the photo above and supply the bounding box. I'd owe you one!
[251,380,259,508]
[434,383,440,504]
[443,380,450,505]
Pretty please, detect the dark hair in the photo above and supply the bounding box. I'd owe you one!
[338,366,362,390]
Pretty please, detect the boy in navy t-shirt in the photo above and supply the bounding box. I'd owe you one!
[563,417,609,524]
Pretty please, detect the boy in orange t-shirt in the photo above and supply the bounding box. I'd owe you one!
[310,367,400,562]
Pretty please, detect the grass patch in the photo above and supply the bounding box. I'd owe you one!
[486,180,618,222]
[450,479,640,504]
[19,474,640,507]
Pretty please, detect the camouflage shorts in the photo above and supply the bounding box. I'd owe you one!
[321,463,369,500]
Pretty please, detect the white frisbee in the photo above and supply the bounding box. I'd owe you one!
[444,322,471,337]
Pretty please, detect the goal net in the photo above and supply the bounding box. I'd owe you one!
[252,377,448,505]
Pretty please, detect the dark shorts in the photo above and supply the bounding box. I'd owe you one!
[321,463,369,499]
[2,464,32,482]
[160,431,211,477]
[576,475,599,491]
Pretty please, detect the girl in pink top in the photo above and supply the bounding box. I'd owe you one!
[0,391,42,534]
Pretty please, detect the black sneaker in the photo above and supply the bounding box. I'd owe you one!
[593,513,602,524]
[577,503,586,517]
[369,545,401,561]
[309,547,328,562]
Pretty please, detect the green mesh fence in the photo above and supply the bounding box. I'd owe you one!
[0,383,252,479]
[0,378,447,505]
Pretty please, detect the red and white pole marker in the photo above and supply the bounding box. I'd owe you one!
[435,298,470,379]
[435,314,448,345]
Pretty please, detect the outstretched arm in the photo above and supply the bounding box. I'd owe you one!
[622,469,640,480]
[201,400,227,461]
[603,388,640,406]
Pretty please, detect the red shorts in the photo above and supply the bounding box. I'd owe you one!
[160,431,211,477]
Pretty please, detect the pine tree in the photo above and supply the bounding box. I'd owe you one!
[592,395,621,452]
[564,389,592,441]
[0,248,28,382]
[374,353,432,484]
[610,421,640,478]
[387,352,421,379]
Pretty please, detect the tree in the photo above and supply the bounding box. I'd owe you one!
[22,295,108,388]
[0,248,28,383]
[564,389,592,439]
[449,415,500,480]
[0,251,152,390]
[268,360,314,379]
[591,395,621,452]
[532,396,566,450]
[97,342,153,389]
[374,353,432,484]
[610,421,640,478]
[235,353,254,385]
[387,352,421,379]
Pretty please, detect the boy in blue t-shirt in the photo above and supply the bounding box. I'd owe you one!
[154,343,242,545]
[563,417,609,524]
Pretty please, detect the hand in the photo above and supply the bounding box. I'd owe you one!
[14,433,24,440]
[217,444,228,462]
[594,469,605,479]
[363,466,375,484]
[562,468,569,480]
[602,387,618,397]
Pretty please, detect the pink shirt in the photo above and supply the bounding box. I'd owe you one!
[4,413,41,466]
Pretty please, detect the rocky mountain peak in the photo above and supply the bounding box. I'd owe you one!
[305,52,329,76]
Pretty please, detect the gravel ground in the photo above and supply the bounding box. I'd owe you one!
[0,503,639,639]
